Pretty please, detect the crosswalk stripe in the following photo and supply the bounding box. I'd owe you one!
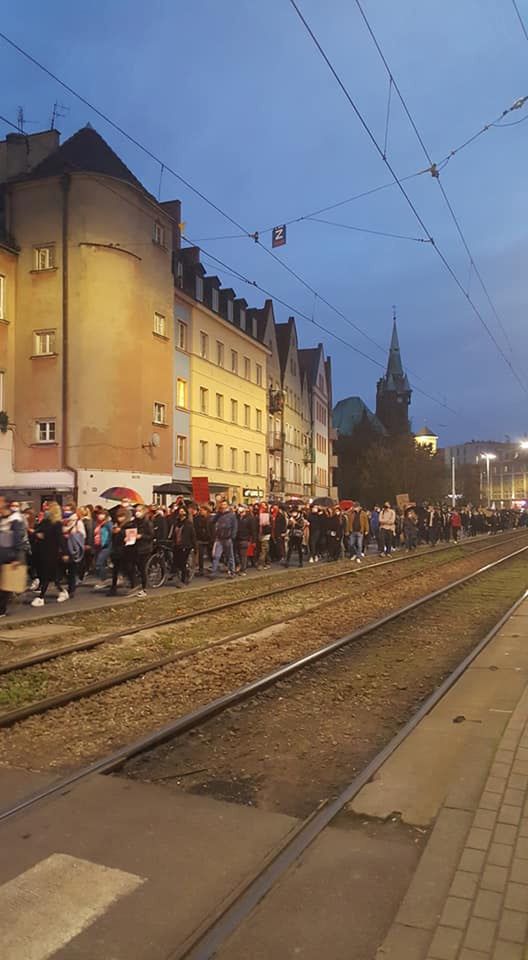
[0,853,145,960]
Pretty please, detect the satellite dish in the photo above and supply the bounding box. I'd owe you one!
[151,433,161,448]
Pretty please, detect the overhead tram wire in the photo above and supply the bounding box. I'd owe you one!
[0,34,522,394]
[286,0,528,399]
[184,233,459,416]
[511,0,528,42]
[354,0,521,362]
[0,107,456,416]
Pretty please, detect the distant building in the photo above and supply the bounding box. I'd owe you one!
[298,344,335,498]
[375,320,412,436]
[333,397,386,439]
[414,425,438,454]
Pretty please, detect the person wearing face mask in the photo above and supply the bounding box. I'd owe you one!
[172,507,197,584]
[123,504,153,597]
[0,496,26,617]
[379,501,396,557]
[92,508,113,590]
[31,501,64,606]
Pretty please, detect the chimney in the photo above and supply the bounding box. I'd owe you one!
[0,129,60,183]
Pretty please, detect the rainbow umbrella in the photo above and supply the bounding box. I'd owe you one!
[100,486,145,504]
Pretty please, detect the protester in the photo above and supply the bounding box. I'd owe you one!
[0,497,26,617]
[209,501,237,578]
[93,508,113,590]
[173,507,196,584]
[348,503,369,563]
[123,504,153,597]
[379,501,396,556]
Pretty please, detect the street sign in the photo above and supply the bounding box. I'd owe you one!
[192,476,210,503]
[272,225,286,248]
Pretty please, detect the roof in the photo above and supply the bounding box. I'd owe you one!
[275,320,293,377]
[379,319,411,395]
[332,397,387,437]
[298,345,321,386]
[24,126,152,198]
[415,425,438,438]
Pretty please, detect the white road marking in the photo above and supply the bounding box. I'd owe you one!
[0,853,145,960]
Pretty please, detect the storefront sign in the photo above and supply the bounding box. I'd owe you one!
[243,487,264,499]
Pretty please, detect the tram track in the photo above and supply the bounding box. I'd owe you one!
[1,537,527,827]
[0,534,525,731]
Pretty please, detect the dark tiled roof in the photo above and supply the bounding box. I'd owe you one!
[298,346,321,386]
[333,397,387,437]
[26,126,152,198]
[275,320,292,377]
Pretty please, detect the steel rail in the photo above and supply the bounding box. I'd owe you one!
[0,541,526,826]
[0,530,521,678]
[0,534,523,729]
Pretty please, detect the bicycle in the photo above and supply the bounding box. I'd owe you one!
[146,540,195,589]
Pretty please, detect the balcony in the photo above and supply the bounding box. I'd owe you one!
[268,432,283,452]
[268,388,284,415]
[303,448,315,464]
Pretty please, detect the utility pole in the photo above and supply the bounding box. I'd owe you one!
[451,456,456,508]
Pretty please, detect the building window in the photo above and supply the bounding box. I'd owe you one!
[199,331,208,359]
[256,363,263,387]
[231,399,238,423]
[199,387,208,414]
[244,404,251,428]
[0,274,4,320]
[195,276,204,302]
[36,419,56,443]
[199,440,208,467]
[176,378,187,408]
[216,444,223,469]
[216,393,224,419]
[153,222,165,246]
[212,288,219,312]
[231,349,238,374]
[216,340,225,367]
[230,447,237,471]
[239,308,246,331]
[153,402,167,425]
[244,450,250,473]
[175,435,187,464]
[244,356,251,380]
[256,409,262,432]
[227,300,234,324]
[153,312,167,337]
[34,246,55,271]
[256,453,262,474]
[33,330,56,356]
[176,319,187,351]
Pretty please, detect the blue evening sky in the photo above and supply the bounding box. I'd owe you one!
[1,0,527,445]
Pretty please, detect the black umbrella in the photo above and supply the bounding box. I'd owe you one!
[312,496,336,507]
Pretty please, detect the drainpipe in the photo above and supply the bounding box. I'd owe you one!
[61,174,78,501]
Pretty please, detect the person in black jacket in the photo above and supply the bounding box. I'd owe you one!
[31,502,64,606]
[153,507,168,542]
[193,505,214,576]
[236,506,257,575]
[0,497,26,616]
[123,505,153,597]
[109,508,127,596]
[285,512,304,568]
[173,508,197,584]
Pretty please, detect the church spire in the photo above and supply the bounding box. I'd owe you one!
[386,312,404,378]
[375,310,412,436]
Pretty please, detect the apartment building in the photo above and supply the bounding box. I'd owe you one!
[299,343,334,498]
[275,317,312,498]
[0,125,175,505]
[171,246,269,502]
[0,231,16,487]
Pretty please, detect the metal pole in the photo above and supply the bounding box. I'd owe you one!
[451,456,456,508]
[487,457,491,507]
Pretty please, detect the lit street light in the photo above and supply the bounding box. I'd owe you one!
[520,441,528,450]
[481,452,497,507]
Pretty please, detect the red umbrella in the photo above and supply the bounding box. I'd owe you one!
[100,486,145,504]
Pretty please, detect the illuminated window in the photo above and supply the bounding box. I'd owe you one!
[34,246,55,271]
[153,312,167,337]
[36,420,56,443]
[195,276,204,301]
[256,363,262,387]
[216,340,224,367]
[199,440,208,467]
[176,379,187,408]
[33,330,56,356]
[153,402,167,425]
[199,331,208,359]
[199,387,208,414]
[175,435,187,464]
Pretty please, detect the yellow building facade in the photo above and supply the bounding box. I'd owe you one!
[174,251,268,502]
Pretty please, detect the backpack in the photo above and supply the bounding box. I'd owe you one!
[67,528,85,562]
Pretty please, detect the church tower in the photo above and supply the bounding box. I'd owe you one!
[375,316,412,435]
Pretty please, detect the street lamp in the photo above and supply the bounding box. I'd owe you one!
[481,453,497,507]
[520,441,528,450]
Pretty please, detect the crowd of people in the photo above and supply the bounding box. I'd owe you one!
[0,494,526,616]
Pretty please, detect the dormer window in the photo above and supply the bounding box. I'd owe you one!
[212,288,219,312]
[195,276,204,302]
[239,309,246,331]
[227,300,233,323]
